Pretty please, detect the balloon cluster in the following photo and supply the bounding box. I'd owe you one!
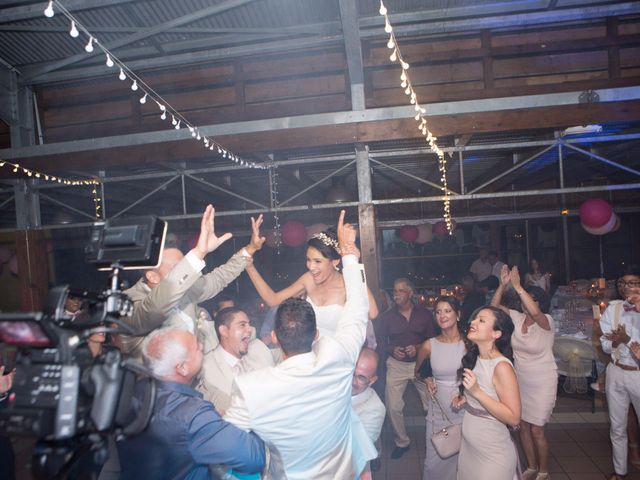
[396,221,456,244]
[579,198,620,235]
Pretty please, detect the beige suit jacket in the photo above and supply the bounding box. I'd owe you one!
[120,252,246,356]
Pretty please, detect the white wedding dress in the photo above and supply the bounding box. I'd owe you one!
[307,298,377,348]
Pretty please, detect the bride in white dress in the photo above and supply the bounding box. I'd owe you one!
[245,217,378,343]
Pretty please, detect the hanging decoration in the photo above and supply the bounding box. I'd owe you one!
[0,158,102,219]
[579,198,619,236]
[378,1,452,234]
[281,220,307,247]
[43,0,264,170]
[397,225,419,243]
[268,164,282,251]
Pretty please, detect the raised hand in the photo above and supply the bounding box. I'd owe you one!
[246,214,265,255]
[509,266,522,289]
[499,264,510,287]
[193,204,233,260]
[336,209,359,258]
[630,341,640,361]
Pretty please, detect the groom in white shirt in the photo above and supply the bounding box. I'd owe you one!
[224,210,376,480]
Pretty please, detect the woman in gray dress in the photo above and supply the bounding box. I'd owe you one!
[454,306,521,480]
[415,296,466,480]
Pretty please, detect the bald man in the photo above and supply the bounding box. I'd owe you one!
[120,206,265,357]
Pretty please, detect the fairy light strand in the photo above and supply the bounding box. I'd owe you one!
[379,1,452,234]
[268,163,282,252]
[43,0,264,170]
[0,158,103,219]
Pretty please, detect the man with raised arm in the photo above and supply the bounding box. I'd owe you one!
[224,210,376,480]
[119,205,264,357]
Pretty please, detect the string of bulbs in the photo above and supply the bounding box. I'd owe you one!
[43,0,265,170]
[0,158,103,218]
[379,1,453,234]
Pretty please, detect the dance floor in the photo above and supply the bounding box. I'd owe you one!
[372,387,640,480]
[8,388,640,479]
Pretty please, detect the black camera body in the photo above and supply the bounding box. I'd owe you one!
[0,215,166,478]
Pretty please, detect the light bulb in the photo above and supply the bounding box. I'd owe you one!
[105,53,114,67]
[389,51,397,62]
[160,111,166,120]
[191,130,196,138]
[171,116,177,126]
[400,71,407,81]
[404,86,411,95]
[175,120,181,129]
[131,80,138,91]
[44,1,54,17]
[196,133,201,140]
[414,112,420,120]
[209,145,214,151]
[401,61,410,70]
[384,19,392,33]
[69,21,79,37]
[387,38,394,49]
[204,139,209,147]
[223,151,227,158]
[401,80,407,88]
[159,104,166,111]
[119,68,126,81]
[188,126,194,134]
[379,2,387,15]
[139,93,147,104]
[85,37,94,53]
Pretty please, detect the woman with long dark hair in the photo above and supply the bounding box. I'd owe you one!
[454,306,521,480]
[245,217,378,340]
[492,265,556,480]
[414,296,466,480]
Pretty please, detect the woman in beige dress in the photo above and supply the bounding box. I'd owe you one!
[492,265,556,480]
[453,306,521,480]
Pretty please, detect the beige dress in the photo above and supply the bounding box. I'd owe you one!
[510,309,557,426]
[457,356,518,480]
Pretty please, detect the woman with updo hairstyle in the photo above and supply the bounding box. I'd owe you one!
[453,306,521,480]
[245,220,378,340]
[414,296,466,479]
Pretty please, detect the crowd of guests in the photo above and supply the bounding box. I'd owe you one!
[1,207,640,480]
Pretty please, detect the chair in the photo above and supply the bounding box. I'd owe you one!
[553,336,598,412]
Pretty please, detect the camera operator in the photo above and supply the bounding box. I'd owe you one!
[0,365,16,480]
[120,205,264,357]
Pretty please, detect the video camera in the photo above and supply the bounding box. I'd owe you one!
[0,215,167,479]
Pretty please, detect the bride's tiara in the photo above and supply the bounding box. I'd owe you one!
[311,232,341,254]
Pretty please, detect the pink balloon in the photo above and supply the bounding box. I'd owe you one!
[415,224,432,244]
[579,198,613,228]
[0,245,11,264]
[398,225,419,243]
[306,223,329,241]
[281,220,307,247]
[8,254,18,275]
[581,212,616,235]
[433,221,448,237]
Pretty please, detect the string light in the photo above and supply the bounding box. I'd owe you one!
[269,164,282,252]
[69,20,78,37]
[0,157,102,219]
[84,36,94,53]
[379,1,452,233]
[44,1,54,18]
[43,0,264,170]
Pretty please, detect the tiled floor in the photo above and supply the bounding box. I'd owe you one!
[7,387,640,479]
[372,388,640,480]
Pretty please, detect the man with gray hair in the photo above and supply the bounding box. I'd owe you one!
[117,327,265,480]
[376,277,436,459]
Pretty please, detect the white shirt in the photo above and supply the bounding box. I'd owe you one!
[470,258,492,282]
[600,300,640,367]
[351,387,385,444]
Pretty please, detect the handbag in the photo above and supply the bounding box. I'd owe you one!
[429,392,462,459]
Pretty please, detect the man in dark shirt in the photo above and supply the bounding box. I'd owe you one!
[376,278,436,459]
[117,327,265,480]
[460,273,487,329]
